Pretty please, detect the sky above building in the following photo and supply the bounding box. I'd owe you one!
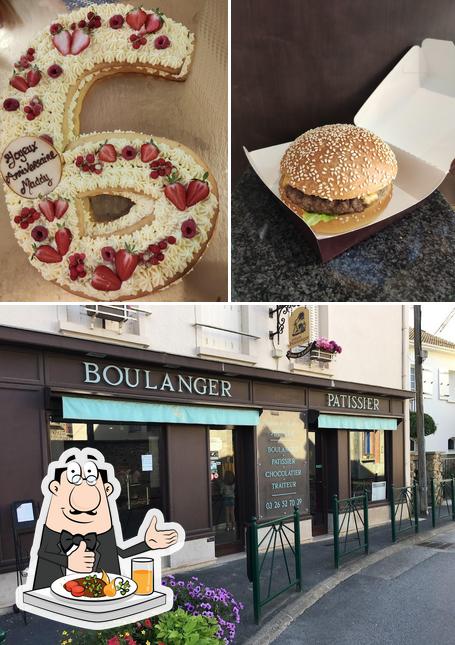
[414,304,455,342]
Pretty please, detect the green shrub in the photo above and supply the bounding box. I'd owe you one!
[154,608,220,645]
[410,411,437,438]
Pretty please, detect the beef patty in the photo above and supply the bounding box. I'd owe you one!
[285,185,387,216]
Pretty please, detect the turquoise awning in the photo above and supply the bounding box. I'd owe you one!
[62,396,260,426]
[318,414,397,431]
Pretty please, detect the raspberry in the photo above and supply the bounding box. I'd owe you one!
[26,112,35,121]
[140,37,147,45]
[151,257,159,265]
[32,211,40,221]
[159,241,167,249]
[76,263,86,275]
[130,34,138,42]
[133,42,140,49]
[14,216,21,224]
[47,64,63,79]
[75,155,83,166]
[109,15,124,29]
[24,106,32,114]
[87,11,95,20]
[20,221,28,229]
[149,244,160,254]
[155,35,170,50]
[31,225,48,242]
[70,267,78,281]
[82,164,90,172]
[150,171,159,179]
[21,207,29,216]
[27,48,35,56]
[157,252,164,261]
[78,20,87,28]
[32,104,42,116]
[94,16,101,28]
[167,236,176,244]
[121,146,136,160]
[50,23,62,35]
[86,153,95,163]
[3,98,19,111]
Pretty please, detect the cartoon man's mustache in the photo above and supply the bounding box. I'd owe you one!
[68,508,97,516]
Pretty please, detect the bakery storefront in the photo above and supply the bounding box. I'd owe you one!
[0,326,412,572]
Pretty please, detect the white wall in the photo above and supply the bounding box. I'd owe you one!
[410,345,455,453]
[0,304,406,391]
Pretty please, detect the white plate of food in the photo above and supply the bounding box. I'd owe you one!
[50,571,137,602]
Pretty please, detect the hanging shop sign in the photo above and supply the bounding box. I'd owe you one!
[82,362,233,398]
[288,307,310,349]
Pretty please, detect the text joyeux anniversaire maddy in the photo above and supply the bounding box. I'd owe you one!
[83,362,233,398]
[4,140,57,195]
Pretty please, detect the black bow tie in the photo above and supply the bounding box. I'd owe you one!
[60,530,97,553]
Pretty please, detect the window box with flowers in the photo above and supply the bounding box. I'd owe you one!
[310,338,342,363]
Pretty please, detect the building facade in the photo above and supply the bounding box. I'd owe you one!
[0,304,412,572]
[409,328,455,453]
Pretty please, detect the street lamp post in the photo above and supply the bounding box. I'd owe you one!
[413,305,428,516]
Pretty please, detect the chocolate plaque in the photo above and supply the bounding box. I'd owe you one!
[0,136,62,198]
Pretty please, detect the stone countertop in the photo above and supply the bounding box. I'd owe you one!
[231,167,455,302]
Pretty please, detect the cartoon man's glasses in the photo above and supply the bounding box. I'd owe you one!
[67,462,99,486]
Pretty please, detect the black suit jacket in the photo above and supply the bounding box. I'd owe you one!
[33,526,149,590]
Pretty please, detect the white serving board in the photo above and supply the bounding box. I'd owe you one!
[23,587,167,630]
[245,38,453,242]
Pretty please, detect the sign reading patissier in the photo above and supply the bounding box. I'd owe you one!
[257,410,307,520]
[0,136,62,198]
[288,306,310,348]
[327,392,379,411]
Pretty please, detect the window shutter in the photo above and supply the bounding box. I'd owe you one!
[439,369,450,400]
[422,367,434,397]
[308,306,320,341]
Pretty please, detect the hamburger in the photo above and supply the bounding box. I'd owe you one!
[279,124,397,235]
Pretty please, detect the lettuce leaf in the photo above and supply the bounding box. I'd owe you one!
[301,212,335,226]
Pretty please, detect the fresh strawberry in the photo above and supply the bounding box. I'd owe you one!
[98,143,117,162]
[70,29,91,55]
[115,244,138,281]
[186,172,210,207]
[26,67,41,87]
[91,265,122,291]
[33,244,62,263]
[54,199,69,219]
[52,30,72,56]
[9,75,29,92]
[126,7,147,30]
[141,142,159,163]
[144,10,164,33]
[39,199,55,222]
[55,226,72,255]
[164,171,186,211]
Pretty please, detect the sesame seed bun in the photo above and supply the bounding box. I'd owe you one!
[280,124,397,201]
[279,177,393,236]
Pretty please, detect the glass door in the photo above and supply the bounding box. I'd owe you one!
[209,426,240,555]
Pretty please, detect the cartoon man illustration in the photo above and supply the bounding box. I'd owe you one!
[17,447,184,628]
[30,448,179,589]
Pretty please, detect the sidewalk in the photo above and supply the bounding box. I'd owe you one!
[0,513,449,644]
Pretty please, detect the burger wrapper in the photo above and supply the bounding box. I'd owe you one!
[244,38,452,262]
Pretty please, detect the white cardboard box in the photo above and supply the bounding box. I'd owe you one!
[244,39,452,261]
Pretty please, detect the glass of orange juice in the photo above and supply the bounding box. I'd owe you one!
[132,557,154,595]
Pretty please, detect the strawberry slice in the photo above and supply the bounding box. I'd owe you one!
[91,265,122,291]
[164,171,187,211]
[98,143,117,162]
[55,226,72,256]
[39,199,55,222]
[144,10,164,33]
[126,7,147,30]
[33,244,62,263]
[140,142,159,163]
[115,245,138,281]
[26,67,41,87]
[52,30,71,56]
[186,172,210,207]
[70,29,91,55]
[9,75,29,92]
[54,199,69,219]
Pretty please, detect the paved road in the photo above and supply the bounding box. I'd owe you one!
[279,528,455,644]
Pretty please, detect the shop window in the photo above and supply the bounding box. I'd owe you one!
[350,430,389,501]
[195,304,258,364]
[48,418,164,539]
[449,438,455,451]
